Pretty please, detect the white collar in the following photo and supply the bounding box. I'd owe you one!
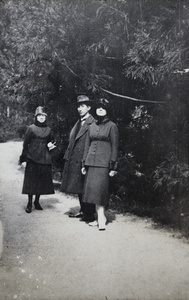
[80,113,90,122]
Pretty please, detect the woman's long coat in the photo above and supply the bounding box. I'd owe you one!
[82,118,119,206]
[61,114,95,194]
[20,123,54,195]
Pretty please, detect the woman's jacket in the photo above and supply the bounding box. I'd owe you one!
[20,124,52,165]
[82,117,119,170]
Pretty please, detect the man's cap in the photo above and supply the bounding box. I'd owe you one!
[76,95,93,105]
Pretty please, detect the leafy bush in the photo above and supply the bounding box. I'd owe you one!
[153,154,189,202]
[152,154,189,230]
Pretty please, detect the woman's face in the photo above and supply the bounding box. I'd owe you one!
[37,114,46,123]
[96,107,107,117]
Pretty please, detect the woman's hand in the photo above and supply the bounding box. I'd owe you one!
[47,142,56,151]
[81,167,86,175]
[18,161,26,167]
[19,154,26,165]
[109,170,117,177]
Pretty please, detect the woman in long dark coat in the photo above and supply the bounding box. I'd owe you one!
[81,99,119,230]
[19,106,55,213]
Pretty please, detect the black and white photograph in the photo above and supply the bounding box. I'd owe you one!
[0,0,189,299]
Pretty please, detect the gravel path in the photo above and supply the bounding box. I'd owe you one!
[0,141,189,300]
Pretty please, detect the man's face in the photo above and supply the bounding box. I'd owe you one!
[77,104,91,118]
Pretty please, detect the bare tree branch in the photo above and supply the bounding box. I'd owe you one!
[100,87,164,104]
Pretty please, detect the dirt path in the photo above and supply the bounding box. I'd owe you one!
[0,141,189,300]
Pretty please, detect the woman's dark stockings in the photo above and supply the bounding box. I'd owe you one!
[34,194,43,210]
[26,194,43,213]
[26,194,33,213]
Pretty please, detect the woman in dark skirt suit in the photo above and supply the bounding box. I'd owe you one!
[81,99,119,230]
[19,106,55,213]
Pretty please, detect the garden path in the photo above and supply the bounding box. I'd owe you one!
[0,141,189,300]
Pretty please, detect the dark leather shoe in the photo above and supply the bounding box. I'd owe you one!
[34,201,43,210]
[80,216,95,223]
[99,225,106,231]
[26,206,32,213]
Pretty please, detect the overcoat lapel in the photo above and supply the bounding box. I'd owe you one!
[68,120,80,151]
[75,115,94,141]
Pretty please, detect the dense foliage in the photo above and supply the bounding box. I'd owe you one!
[1,0,189,235]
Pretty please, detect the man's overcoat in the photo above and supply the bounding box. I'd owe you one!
[61,114,95,194]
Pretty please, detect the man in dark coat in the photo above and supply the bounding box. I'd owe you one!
[61,95,96,221]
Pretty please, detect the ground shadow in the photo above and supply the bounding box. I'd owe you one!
[64,206,117,224]
[43,197,60,210]
[21,197,60,212]
[106,209,116,224]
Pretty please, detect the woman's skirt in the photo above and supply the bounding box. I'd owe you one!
[82,166,109,206]
[22,161,55,195]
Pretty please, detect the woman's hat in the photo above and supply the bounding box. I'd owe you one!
[96,98,110,111]
[76,95,93,106]
[35,106,47,117]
